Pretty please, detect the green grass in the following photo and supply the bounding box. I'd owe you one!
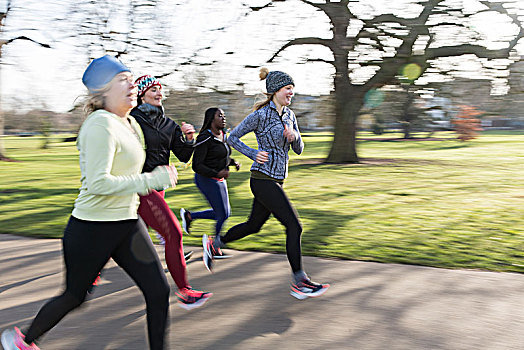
[1,131,524,273]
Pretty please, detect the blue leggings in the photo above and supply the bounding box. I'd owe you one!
[191,173,231,237]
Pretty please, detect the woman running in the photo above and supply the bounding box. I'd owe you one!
[180,107,240,266]
[1,55,177,350]
[202,68,329,299]
[130,75,212,309]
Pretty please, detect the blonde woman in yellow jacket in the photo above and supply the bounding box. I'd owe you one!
[1,55,177,350]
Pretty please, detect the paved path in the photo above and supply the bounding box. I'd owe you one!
[1,234,524,350]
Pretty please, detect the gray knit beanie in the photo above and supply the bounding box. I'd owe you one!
[259,67,294,93]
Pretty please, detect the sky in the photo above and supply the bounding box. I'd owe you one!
[1,0,523,113]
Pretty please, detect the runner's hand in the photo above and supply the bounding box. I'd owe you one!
[256,151,268,164]
[181,122,195,141]
[165,165,178,187]
[283,125,295,142]
[217,169,230,179]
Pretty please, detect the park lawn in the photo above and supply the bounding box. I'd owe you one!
[0,131,523,273]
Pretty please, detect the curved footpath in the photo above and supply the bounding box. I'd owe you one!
[0,234,523,350]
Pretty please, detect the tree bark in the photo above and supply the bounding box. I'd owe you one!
[325,105,359,163]
[402,122,411,139]
[322,3,362,163]
[325,83,363,163]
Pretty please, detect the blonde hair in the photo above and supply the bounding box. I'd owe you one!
[252,92,274,111]
[252,67,274,111]
[82,81,113,116]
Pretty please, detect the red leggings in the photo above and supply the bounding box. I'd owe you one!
[138,190,189,290]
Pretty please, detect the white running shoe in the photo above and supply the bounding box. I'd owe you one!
[202,234,213,272]
[180,208,192,235]
[290,278,330,300]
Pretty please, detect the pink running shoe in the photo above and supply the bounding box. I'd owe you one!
[175,287,213,310]
[1,327,40,350]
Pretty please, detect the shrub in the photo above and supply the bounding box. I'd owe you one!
[452,105,483,141]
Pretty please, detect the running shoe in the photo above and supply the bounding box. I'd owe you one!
[155,231,165,245]
[290,278,330,300]
[184,250,194,261]
[175,287,213,310]
[87,272,102,294]
[1,327,40,350]
[180,208,192,235]
[210,237,231,259]
[202,234,213,272]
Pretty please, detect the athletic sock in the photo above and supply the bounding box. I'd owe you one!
[293,270,308,283]
[214,235,224,248]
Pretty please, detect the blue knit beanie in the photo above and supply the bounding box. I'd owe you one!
[82,55,131,93]
[259,67,294,93]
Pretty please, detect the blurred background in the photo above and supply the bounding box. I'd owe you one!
[2,4,524,348]
[1,0,524,162]
[1,0,524,272]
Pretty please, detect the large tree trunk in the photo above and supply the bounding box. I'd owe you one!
[325,84,363,163]
[323,22,364,164]
[402,121,412,139]
[325,111,358,163]
[401,86,414,139]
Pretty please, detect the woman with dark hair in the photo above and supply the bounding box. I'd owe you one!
[180,107,239,270]
[130,75,212,309]
[1,55,177,350]
[202,68,329,299]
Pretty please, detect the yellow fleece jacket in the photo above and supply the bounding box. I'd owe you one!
[72,109,172,221]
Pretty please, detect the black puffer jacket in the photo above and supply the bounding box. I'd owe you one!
[192,129,236,178]
[130,104,194,172]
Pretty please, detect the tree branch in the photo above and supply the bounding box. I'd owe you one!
[305,58,335,66]
[299,0,357,40]
[362,0,443,88]
[247,0,286,11]
[2,36,50,48]
[427,22,467,28]
[248,3,272,11]
[479,0,524,53]
[366,14,419,27]
[268,37,334,62]
[299,0,328,11]
[426,44,518,60]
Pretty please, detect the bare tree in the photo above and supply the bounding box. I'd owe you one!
[58,0,172,70]
[255,0,524,163]
[62,0,230,114]
[0,0,51,161]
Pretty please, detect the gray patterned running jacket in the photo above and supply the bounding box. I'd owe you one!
[227,101,304,180]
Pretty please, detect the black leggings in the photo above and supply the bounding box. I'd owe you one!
[221,177,303,272]
[24,216,169,350]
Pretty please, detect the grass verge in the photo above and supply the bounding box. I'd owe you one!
[1,131,523,272]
